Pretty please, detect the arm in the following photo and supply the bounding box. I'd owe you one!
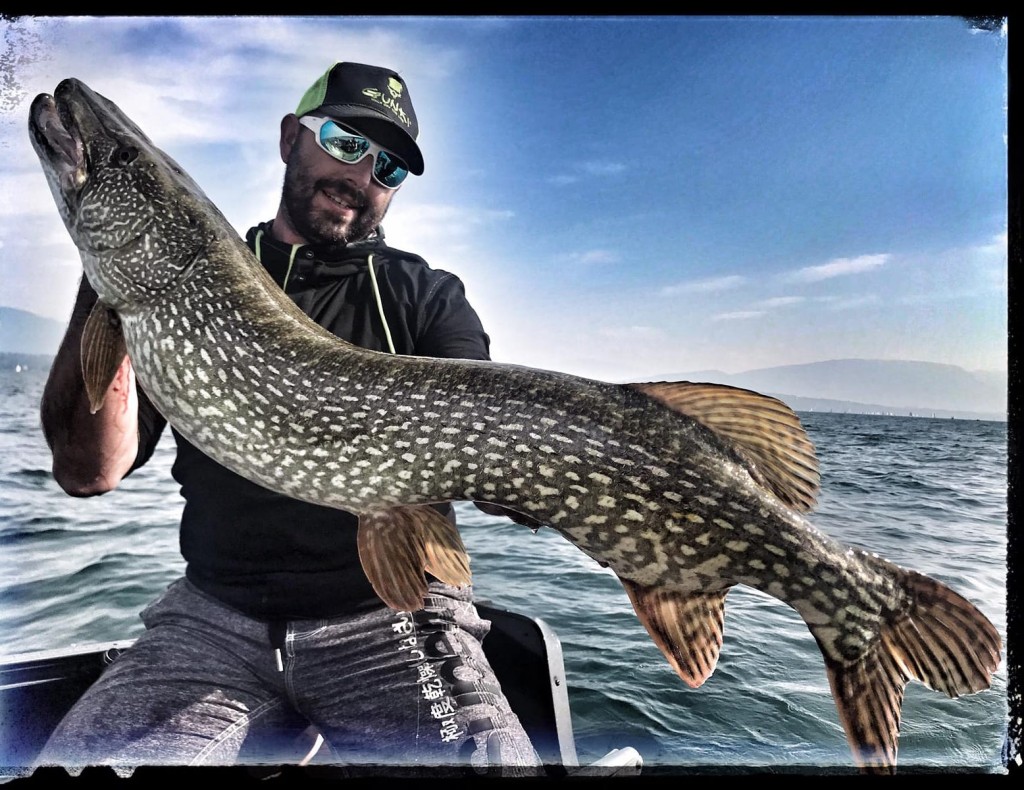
[40,275,163,496]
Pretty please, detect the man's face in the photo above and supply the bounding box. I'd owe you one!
[280,118,398,250]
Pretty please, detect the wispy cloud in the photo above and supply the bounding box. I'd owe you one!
[786,253,890,283]
[580,161,626,176]
[712,310,765,321]
[597,325,666,341]
[660,274,747,296]
[705,294,802,322]
[973,230,1007,258]
[391,202,513,230]
[753,295,805,308]
[548,159,626,186]
[560,249,619,265]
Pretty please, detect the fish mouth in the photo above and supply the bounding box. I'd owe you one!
[29,83,87,199]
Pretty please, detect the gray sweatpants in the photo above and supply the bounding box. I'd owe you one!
[35,577,542,776]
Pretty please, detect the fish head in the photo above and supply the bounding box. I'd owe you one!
[29,78,214,311]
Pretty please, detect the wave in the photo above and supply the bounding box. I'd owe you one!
[0,386,1008,772]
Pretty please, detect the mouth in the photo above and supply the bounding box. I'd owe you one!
[29,87,87,194]
[318,183,365,214]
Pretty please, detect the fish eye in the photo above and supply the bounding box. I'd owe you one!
[112,145,139,166]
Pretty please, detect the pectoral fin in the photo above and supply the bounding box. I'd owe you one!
[357,505,472,612]
[81,301,127,414]
[621,578,730,688]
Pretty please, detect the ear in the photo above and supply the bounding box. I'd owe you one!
[280,114,300,164]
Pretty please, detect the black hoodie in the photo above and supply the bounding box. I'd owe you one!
[134,222,491,619]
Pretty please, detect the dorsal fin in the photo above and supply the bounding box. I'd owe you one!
[628,381,820,512]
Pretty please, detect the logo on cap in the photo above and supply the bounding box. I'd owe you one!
[361,77,411,128]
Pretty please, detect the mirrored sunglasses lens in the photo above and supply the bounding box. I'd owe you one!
[320,123,370,162]
[374,151,409,188]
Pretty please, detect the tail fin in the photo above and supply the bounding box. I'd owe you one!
[811,557,1001,773]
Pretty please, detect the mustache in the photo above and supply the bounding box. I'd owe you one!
[316,179,367,209]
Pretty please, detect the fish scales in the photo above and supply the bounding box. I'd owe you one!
[127,259,904,660]
[29,77,1002,774]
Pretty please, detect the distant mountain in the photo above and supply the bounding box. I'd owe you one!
[0,307,65,356]
[656,359,1007,421]
[1,308,1008,421]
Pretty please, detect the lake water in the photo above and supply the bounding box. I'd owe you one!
[0,366,1011,774]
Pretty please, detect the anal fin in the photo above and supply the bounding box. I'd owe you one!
[357,505,472,612]
[621,578,729,688]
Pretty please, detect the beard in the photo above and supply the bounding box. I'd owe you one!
[280,148,390,252]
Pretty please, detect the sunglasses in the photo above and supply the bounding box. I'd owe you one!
[298,116,410,190]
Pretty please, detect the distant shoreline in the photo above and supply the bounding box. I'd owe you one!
[772,394,1006,424]
[1,352,1006,424]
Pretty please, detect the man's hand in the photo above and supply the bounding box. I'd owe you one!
[40,275,141,496]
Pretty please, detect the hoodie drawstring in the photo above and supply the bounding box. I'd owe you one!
[366,253,396,355]
[254,228,299,291]
[253,229,395,355]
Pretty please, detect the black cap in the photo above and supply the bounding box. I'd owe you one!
[295,61,423,176]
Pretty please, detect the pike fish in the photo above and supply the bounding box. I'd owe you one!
[30,78,1001,772]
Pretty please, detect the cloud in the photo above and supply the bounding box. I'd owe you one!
[2,17,465,150]
[753,296,805,308]
[786,253,890,283]
[581,161,626,176]
[712,310,765,321]
[702,295,802,323]
[597,325,666,342]
[973,229,1007,259]
[560,249,619,265]
[660,274,747,296]
[548,159,626,185]
[390,202,514,231]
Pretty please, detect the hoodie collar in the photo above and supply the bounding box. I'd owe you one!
[254,221,385,259]
[248,221,387,289]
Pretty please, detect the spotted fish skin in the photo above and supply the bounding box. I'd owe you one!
[30,78,1001,774]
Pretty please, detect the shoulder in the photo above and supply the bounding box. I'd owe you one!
[244,223,269,248]
[373,240,435,275]
[372,242,468,298]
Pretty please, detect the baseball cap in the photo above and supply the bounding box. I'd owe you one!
[295,62,424,176]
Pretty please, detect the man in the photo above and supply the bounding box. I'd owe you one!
[36,61,541,776]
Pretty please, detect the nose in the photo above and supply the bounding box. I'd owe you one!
[335,153,375,190]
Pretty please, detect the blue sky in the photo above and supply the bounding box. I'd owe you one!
[0,16,1008,382]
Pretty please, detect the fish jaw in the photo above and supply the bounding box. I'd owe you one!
[28,78,211,311]
[28,90,86,236]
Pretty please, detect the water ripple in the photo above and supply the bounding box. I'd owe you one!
[0,378,1008,772]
